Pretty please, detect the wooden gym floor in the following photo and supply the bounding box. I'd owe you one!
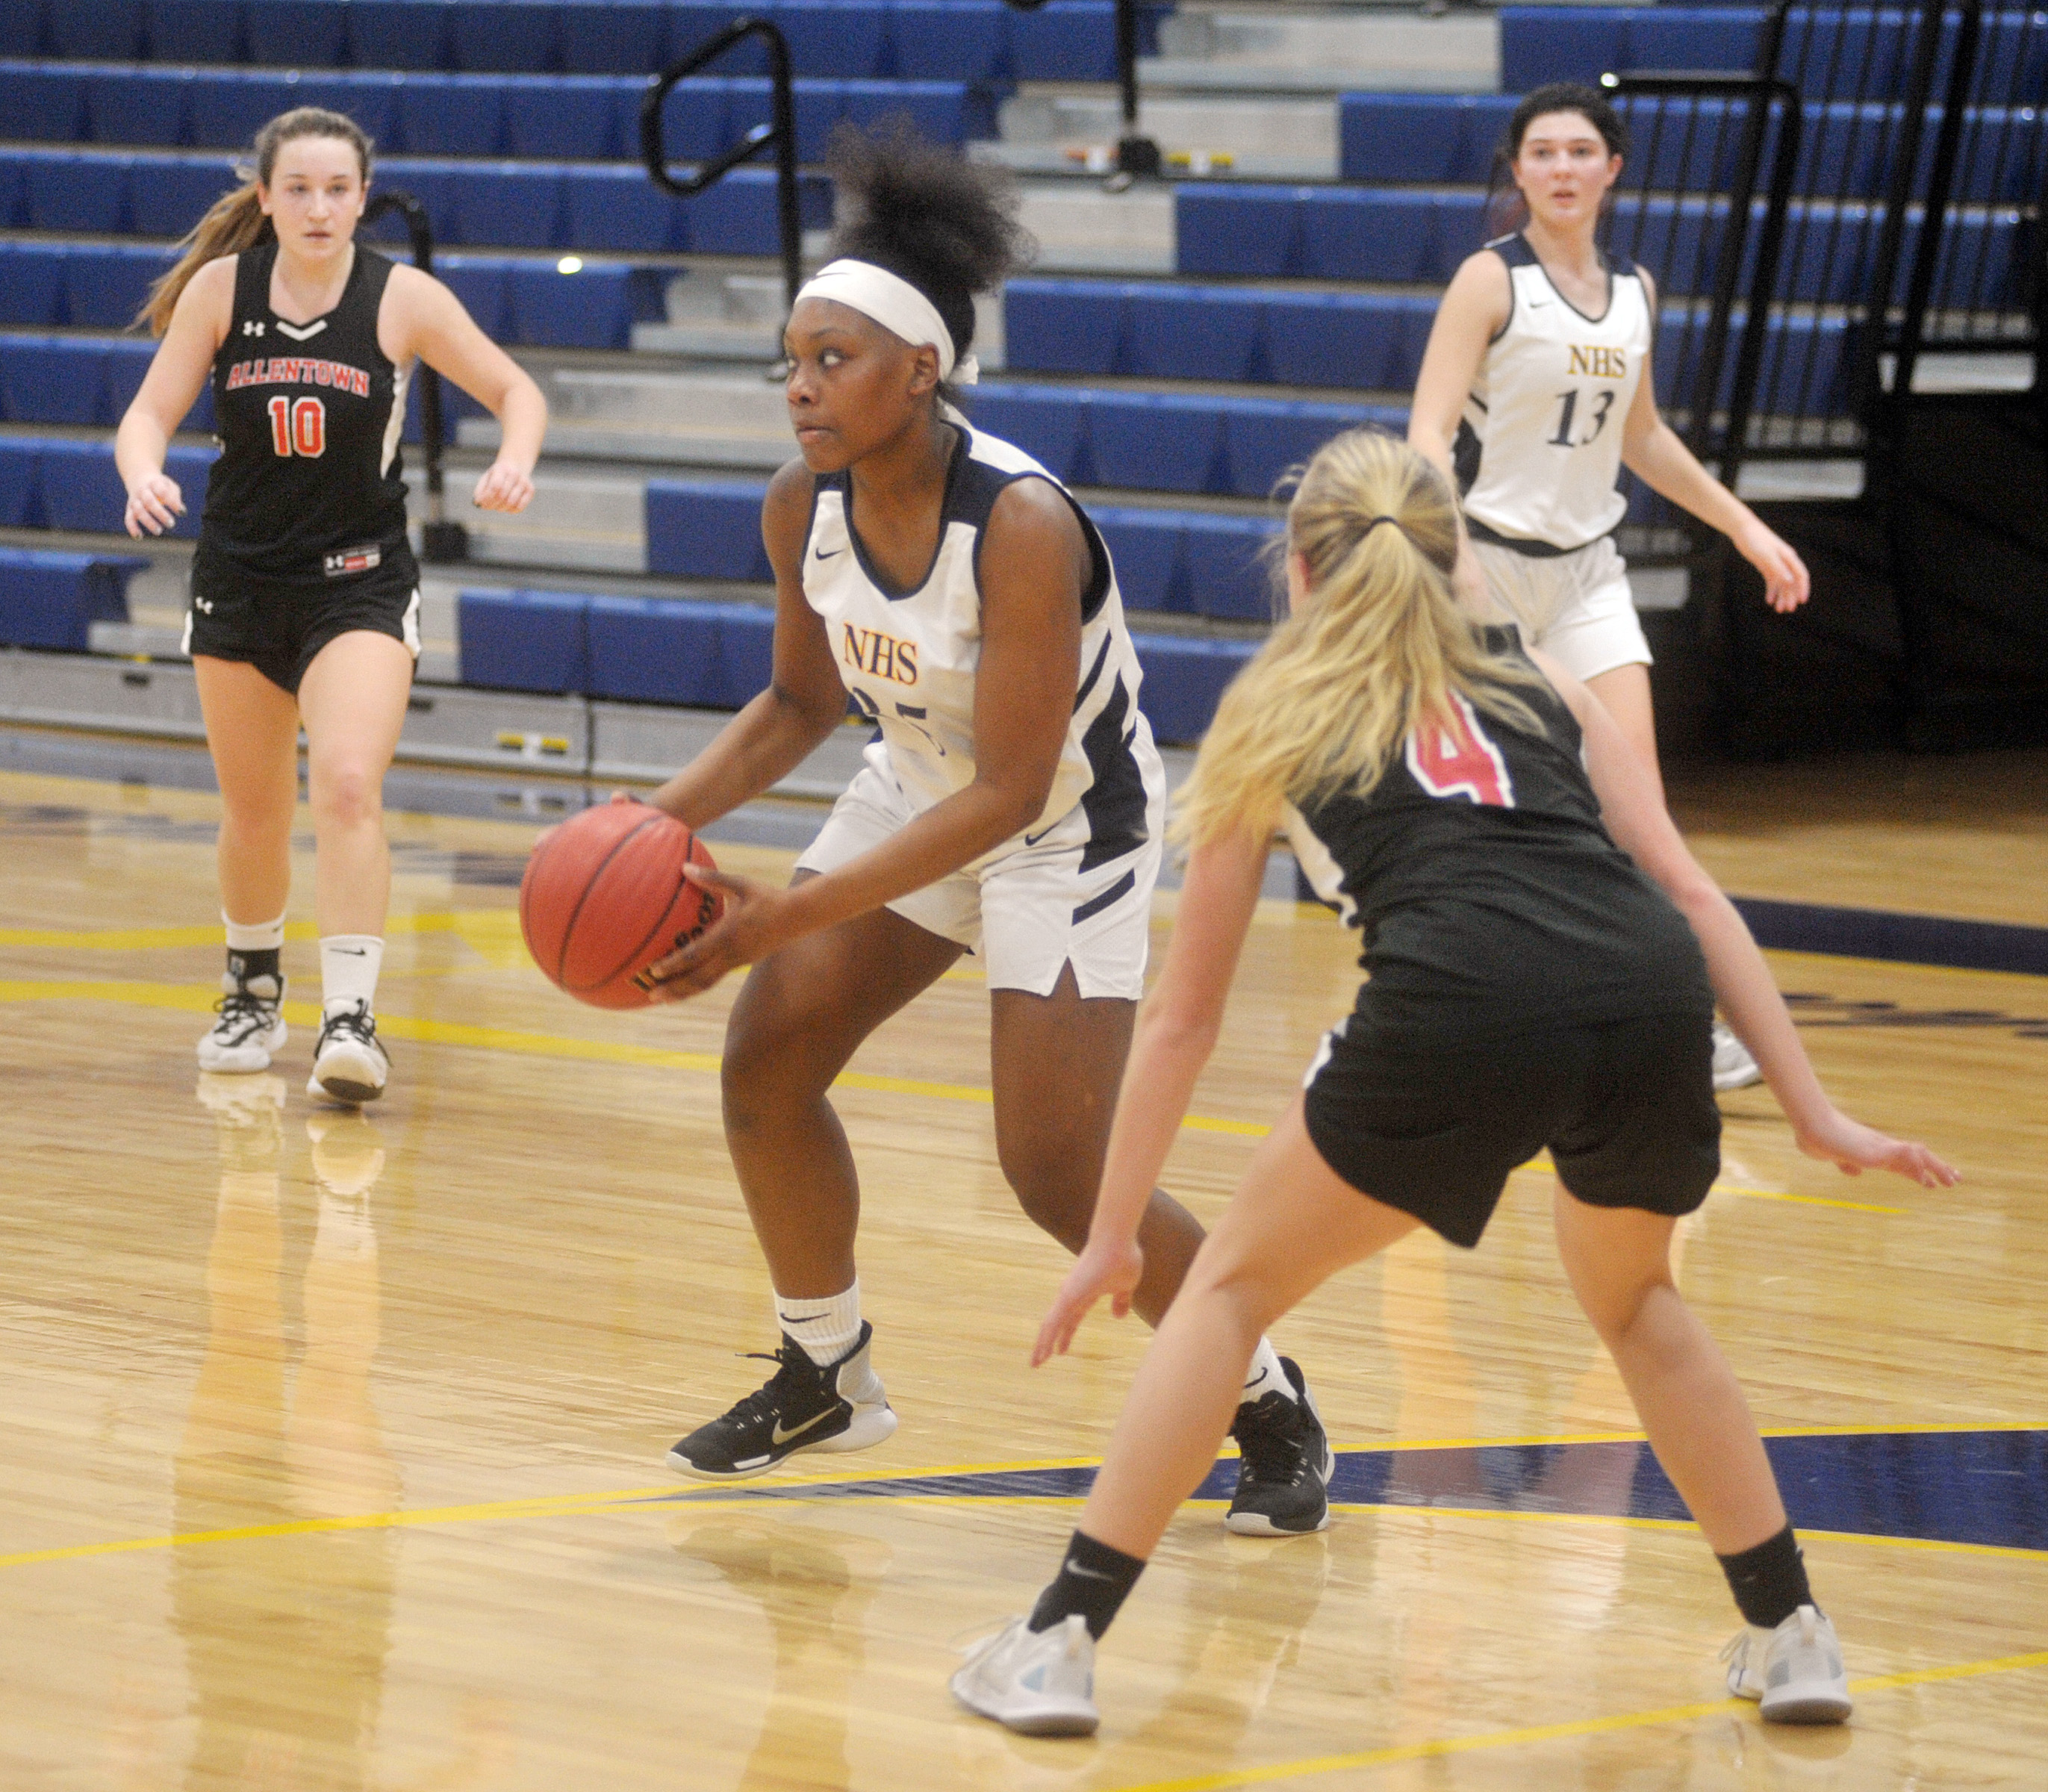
[1,736,2044,1790]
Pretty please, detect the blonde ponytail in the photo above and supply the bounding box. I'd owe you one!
[1172,429,1545,849]
[137,107,374,337]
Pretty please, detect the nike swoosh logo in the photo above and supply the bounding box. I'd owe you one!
[1024,827,1055,847]
[1062,1558,1114,1581]
[1243,1366,1270,1392]
[331,947,368,956]
[815,546,844,560]
[770,1408,837,1447]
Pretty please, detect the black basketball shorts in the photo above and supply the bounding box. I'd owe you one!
[1301,1009,1721,1248]
[184,552,420,695]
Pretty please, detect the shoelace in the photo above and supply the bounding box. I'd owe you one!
[1233,1397,1311,1486]
[211,986,279,1045]
[720,1342,824,1429]
[318,1001,382,1052]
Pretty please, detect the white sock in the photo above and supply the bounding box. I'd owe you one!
[1243,1336,1292,1403]
[320,936,384,1017]
[223,910,286,951]
[776,1281,862,1366]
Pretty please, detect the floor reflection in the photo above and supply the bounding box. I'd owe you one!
[664,1507,893,1792]
[175,1079,399,1791]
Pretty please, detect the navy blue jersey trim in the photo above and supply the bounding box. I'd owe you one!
[1072,867,1139,925]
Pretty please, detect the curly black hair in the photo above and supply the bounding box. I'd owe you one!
[824,119,1035,378]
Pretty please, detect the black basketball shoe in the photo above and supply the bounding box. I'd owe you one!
[667,1322,897,1481]
[1226,1357,1335,1535]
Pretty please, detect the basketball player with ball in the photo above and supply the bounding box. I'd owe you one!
[598,129,1334,1525]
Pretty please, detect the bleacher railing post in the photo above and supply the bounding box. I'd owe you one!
[643,19,806,337]
[365,188,467,564]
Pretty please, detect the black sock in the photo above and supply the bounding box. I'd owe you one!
[1717,1525,1814,1629]
[228,946,281,988]
[1028,1529,1147,1641]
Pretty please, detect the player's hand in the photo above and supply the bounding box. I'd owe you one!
[472,459,534,513]
[1736,519,1810,615]
[640,863,789,1001]
[1795,1107,1958,1188]
[124,472,184,538]
[1033,1234,1145,1366]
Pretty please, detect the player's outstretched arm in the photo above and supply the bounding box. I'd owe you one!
[387,264,546,514]
[1034,823,1270,1365]
[1618,270,1808,615]
[1534,646,1958,1190]
[1407,251,1510,615]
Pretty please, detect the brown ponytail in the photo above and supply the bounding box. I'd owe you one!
[137,107,373,337]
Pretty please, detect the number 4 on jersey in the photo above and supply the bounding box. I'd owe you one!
[1407,694,1516,807]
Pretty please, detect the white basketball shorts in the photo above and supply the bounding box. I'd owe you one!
[1470,534,1652,684]
[794,747,1162,1001]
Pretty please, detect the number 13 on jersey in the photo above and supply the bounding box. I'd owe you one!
[266,395,326,458]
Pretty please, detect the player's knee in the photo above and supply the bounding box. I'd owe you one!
[309,759,382,830]
[720,1003,830,1127]
[1000,1144,1095,1246]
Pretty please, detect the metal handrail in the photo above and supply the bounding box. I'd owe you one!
[641,19,803,320]
[365,187,465,564]
[1602,71,1802,497]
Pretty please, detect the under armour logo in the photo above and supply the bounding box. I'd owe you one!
[193,596,214,613]
[242,320,265,336]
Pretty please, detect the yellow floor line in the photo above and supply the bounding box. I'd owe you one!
[0,977,1912,1201]
[1101,1649,2048,1792]
[0,912,479,951]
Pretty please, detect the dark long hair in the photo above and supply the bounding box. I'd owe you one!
[1484,82,1630,240]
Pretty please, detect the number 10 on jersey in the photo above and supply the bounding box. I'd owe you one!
[266,395,326,458]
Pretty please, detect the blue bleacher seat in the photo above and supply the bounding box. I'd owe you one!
[1090,508,1186,612]
[1089,393,1224,496]
[1266,293,1430,393]
[663,4,768,76]
[561,163,684,252]
[25,150,133,234]
[0,547,149,651]
[347,0,452,72]
[1179,514,1279,621]
[396,72,505,157]
[243,0,351,69]
[0,241,66,326]
[683,165,833,258]
[0,64,87,143]
[1127,287,1268,382]
[962,387,1087,485]
[644,478,774,582]
[503,73,620,159]
[648,75,735,166]
[86,66,193,148]
[891,1,1008,82]
[1219,400,1401,500]
[188,72,295,151]
[421,253,510,336]
[507,258,634,348]
[1009,0,1120,82]
[1176,187,1303,281]
[63,243,173,330]
[0,336,107,426]
[558,0,668,75]
[458,587,591,692]
[455,163,567,251]
[299,74,404,149]
[373,157,464,243]
[451,0,564,75]
[47,0,144,61]
[1339,93,1510,186]
[1629,11,1764,72]
[1130,633,1257,745]
[0,437,41,525]
[775,1,891,79]
[587,594,768,706]
[146,0,246,64]
[0,0,39,57]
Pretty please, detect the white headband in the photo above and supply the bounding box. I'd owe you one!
[794,257,980,385]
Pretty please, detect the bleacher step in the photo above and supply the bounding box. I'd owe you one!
[985,91,1343,181]
[1150,8,1500,94]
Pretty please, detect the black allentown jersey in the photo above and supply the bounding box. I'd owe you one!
[1284,627,1713,1038]
[196,237,413,584]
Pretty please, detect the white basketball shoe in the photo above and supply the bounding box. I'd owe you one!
[1711,1021,1764,1092]
[196,968,287,1073]
[1722,1604,1852,1724]
[951,1614,1099,1737]
[308,1001,390,1104]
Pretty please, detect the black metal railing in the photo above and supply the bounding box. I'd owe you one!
[641,18,803,321]
[364,187,465,564]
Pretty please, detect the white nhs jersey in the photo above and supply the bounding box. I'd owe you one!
[802,420,1165,863]
[1457,233,1652,553]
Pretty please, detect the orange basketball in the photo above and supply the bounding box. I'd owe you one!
[519,801,723,1009]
